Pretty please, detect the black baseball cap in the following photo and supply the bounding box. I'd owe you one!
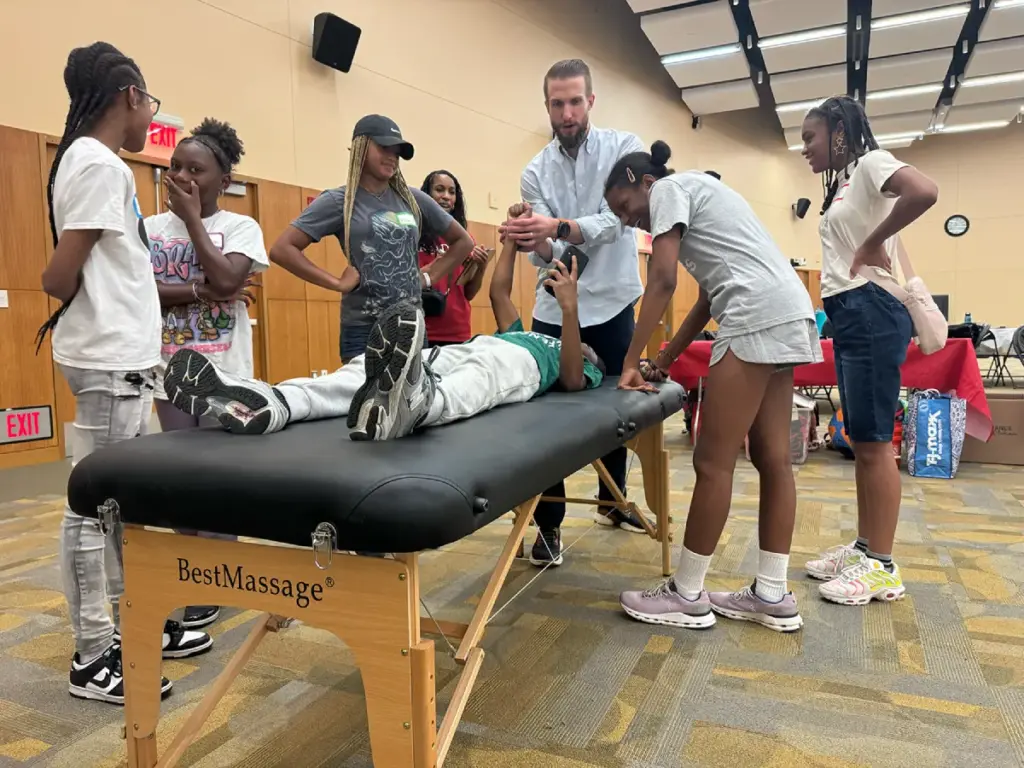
[352,114,414,160]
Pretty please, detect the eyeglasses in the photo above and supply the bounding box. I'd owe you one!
[120,84,161,117]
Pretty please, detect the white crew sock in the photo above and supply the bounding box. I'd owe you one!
[754,550,790,603]
[672,546,712,600]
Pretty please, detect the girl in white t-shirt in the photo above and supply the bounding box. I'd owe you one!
[146,118,268,434]
[40,42,204,708]
[799,96,938,606]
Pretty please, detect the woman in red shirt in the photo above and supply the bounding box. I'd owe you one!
[418,170,490,345]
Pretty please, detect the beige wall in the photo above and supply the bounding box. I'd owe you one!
[890,126,1024,327]
[0,0,821,258]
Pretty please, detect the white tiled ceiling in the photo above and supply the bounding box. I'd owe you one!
[630,0,1024,148]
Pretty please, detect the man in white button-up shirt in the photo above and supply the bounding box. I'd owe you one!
[501,59,648,568]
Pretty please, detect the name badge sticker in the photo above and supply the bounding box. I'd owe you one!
[397,212,417,228]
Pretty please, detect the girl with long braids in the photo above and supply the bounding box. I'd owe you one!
[799,95,938,605]
[605,141,821,633]
[269,115,473,361]
[39,42,208,707]
[418,169,491,346]
[145,118,269,632]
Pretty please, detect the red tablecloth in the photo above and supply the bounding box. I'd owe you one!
[666,338,994,441]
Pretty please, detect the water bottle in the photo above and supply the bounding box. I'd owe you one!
[964,312,972,324]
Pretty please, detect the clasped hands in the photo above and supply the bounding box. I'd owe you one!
[498,202,560,253]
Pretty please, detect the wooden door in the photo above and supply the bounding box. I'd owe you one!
[301,189,345,376]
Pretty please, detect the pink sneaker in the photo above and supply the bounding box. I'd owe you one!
[619,580,716,629]
[708,584,803,633]
[805,542,861,581]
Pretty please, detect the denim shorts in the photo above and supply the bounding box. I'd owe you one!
[823,282,913,443]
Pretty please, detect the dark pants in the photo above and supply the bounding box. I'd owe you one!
[531,303,635,530]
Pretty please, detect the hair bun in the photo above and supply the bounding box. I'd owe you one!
[650,140,672,167]
[191,117,245,169]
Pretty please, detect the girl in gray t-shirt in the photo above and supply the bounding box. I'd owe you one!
[267,114,474,362]
[604,141,823,636]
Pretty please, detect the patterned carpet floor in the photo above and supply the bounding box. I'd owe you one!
[1,413,1023,767]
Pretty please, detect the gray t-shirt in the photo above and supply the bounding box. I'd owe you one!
[293,185,453,327]
[649,171,814,339]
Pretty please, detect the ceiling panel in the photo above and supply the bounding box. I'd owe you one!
[625,0,680,12]
[866,86,945,117]
[749,0,846,38]
[771,65,847,103]
[681,79,760,116]
[867,110,936,134]
[641,3,739,55]
[967,38,1024,78]
[979,4,1024,42]
[954,73,1024,105]
[777,103,819,129]
[760,36,847,74]
[869,14,966,58]
[867,50,953,90]
[944,99,1022,125]
[872,0,967,18]
[664,49,752,89]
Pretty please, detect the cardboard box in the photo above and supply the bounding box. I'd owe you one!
[960,392,1024,465]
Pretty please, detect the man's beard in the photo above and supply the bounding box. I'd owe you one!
[553,116,589,151]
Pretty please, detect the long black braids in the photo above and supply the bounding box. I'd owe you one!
[35,42,145,351]
[805,95,880,214]
[418,169,466,254]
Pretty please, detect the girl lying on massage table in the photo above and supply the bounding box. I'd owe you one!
[163,202,606,440]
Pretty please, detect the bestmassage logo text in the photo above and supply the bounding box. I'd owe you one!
[177,558,330,608]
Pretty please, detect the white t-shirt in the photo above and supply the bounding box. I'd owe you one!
[146,210,269,399]
[649,171,814,340]
[51,137,162,371]
[819,149,908,299]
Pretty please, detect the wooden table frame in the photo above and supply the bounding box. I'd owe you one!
[116,421,671,768]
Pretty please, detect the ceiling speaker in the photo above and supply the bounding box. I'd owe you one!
[793,198,811,219]
[312,12,361,73]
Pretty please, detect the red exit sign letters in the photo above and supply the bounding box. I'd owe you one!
[2,406,53,445]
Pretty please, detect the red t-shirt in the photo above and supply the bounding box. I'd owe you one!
[418,238,472,343]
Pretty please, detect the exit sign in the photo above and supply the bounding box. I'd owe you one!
[1,406,53,445]
[139,114,185,164]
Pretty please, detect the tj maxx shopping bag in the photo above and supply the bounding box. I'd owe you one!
[904,390,967,479]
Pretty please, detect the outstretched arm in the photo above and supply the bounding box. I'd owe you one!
[489,203,530,333]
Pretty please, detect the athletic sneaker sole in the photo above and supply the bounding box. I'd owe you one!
[595,510,648,534]
[181,607,221,629]
[709,604,804,633]
[348,303,424,440]
[161,634,214,659]
[819,585,906,606]
[528,553,564,567]
[621,603,717,629]
[164,348,277,435]
[69,678,173,705]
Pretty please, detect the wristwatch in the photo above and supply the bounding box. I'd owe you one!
[555,220,571,240]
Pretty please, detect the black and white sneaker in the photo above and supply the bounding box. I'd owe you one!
[164,348,290,435]
[69,645,173,705]
[182,605,220,629]
[596,506,651,534]
[529,528,564,567]
[348,301,435,440]
[113,619,213,659]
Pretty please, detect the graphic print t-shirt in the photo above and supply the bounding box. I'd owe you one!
[146,210,268,397]
[292,186,453,330]
[495,319,603,394]
[50,137,161,371]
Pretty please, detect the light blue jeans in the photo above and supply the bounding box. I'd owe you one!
[59,366,155,659]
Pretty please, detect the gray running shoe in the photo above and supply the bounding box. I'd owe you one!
[164,348,290,435]
[619,580,716,629]
[348,301,435,440]
[708,584,803,633]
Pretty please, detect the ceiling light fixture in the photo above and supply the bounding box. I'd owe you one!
[993,0,1024,9]
[867,83,944,101]
[960,70,1024,88]
[937,119,1010,133]
[787,130,923,151]
[872,4,970,31]
[759,25,846,50]
[776,97,828,115]
[660,42,742,66]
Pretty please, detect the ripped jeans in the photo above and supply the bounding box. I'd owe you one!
[58,366,155,659]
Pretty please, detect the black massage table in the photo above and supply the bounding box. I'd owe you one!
[69,380,684,768]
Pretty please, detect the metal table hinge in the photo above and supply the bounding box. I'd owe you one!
[98,499,120,535]
[311,522,338,570]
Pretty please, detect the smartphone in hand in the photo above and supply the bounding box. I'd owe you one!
[545,245,589,296]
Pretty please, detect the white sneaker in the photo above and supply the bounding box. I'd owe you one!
[348,301,434,440]
[818,552,906,606]
[805,542,863,581]
[164,348,290,434]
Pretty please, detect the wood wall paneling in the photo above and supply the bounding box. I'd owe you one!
[265,299,311,384]
[0,127,47,289]
[257,182,306,301]
[307,301,341,375]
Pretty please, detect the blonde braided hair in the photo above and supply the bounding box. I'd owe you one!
[343,135,422,258]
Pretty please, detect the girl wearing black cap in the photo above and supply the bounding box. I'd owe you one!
[269,114,473,361]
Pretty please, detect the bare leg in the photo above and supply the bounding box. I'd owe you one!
[748,369,797,556]
[854,441,901,556]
